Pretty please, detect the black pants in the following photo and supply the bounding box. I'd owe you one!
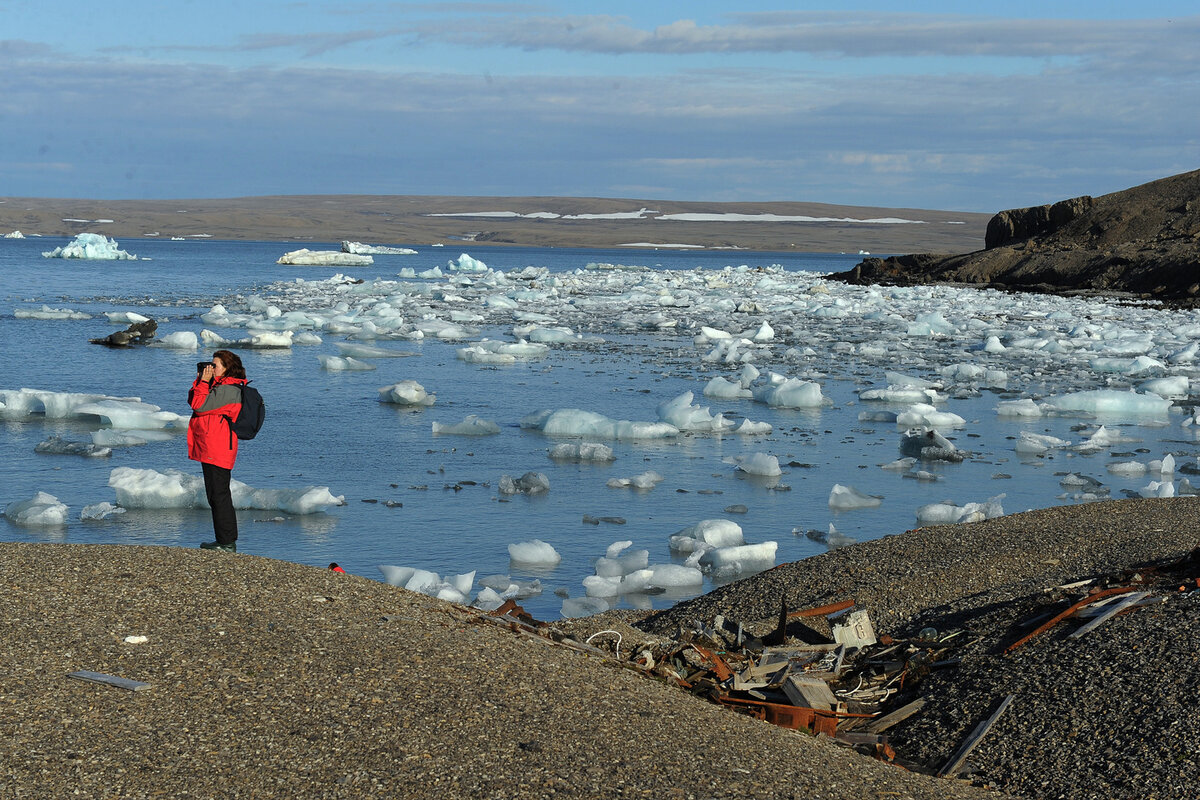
[202,462,238,545]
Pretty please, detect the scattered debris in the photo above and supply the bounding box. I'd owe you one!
[67,670,150,691]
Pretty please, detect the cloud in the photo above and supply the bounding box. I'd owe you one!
[407,11,1200,64]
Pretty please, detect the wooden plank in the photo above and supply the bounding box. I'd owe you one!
[865,697,927,734]
[783,675,839,711]
[68,670,150,692]
[1069,592,1150,639]
[938,694,1015,778]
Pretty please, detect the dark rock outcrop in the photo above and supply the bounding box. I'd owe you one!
[90,319,157,347]
[832,169,1200,303]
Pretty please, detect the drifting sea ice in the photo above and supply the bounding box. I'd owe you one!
[81,502,126,521]
[432,415,500,436]
[378,381,435,406]
[828,484,884,510]
[35,436,111,458]
[697,541,778,576]
[498,472,550,495]
[656,391,733,432]
[335,342,418,359]
[107,467,344,514]
[547,442,615,462]
[378,565,476,605]
[14,305,93,320]
[915,494,1006,525]
[521,409,678,440]
[507,539,562,565]
[751,375,829,410]
[73,399,184,430]
[725,452,781,476]
[277,248,373,266]
[342,241,416,255]
[669,519,745,553]
[1046,389,1172,417]
[42,233,137,260]
[318,355,375,371]
[4,491,69,526]
[151,331,199,350]
[606,471,664,490]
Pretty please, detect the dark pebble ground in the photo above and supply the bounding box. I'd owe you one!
[0,540,1000,800]
[4,496,1197,799]
[636,497,1200,800]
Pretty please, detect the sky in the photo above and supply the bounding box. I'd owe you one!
[2,1,1197,211]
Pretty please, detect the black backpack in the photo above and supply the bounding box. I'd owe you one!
[228,383,266,441]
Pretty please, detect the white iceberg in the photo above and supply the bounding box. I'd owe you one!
[277,249,373,266]
[4,491,69,526]
[42,233,137,260]
[378,381,436,406]
[432,415,500,436]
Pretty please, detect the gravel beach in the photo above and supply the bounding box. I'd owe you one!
[0,541,999,800]
[3,496,1197,799]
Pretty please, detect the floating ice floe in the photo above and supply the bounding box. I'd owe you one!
[342,241,416,255]
[335,342,418,359]
[106,311,151,324]
[448,253,488,272]
[108,467,343,514]
[657,392,734,432]
[915,494,1005,525]
[81,502,126,520]
[828,484,883,510]
[42,233,137,260]
[35,436,112,458]
[151,331,199,350]
[1046,389,1172,417]
[277,248,373,266]
[318,355,375,371]
[896,403,965,428]
[521,409,678,440]
[14,305,93,320]
[507,539,561,565]
[725,452,782,476]
[1014,431,1072,455]
[1137,375,1189,398]
[547,442,614,462]
[900,428,963,462]
[201,329,294,349]
[432,415,500,436]
[606,471,664,490]
[498,472,550,495]
[378,565,476,605]
[378,381,435,406]
[669,519,745,553]
[4,491,69,526]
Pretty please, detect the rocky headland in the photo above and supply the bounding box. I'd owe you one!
[832,169,1200,304]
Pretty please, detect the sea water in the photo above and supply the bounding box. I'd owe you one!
[3,236,1199,620]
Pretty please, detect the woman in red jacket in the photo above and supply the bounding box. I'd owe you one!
[188,349,247,552]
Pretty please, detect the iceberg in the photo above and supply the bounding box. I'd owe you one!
[726,452,781,476]
[342,241,416,255]
[277,249,374,266]
[606,471,664,490]
[318,355,376,371]
[656,391,733,432]
[42,233,137,260]
[669,519,745,553]
[915,494,1005,525]
[498,472,550,495]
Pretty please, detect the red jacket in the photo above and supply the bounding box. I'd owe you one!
[187,376,246,469]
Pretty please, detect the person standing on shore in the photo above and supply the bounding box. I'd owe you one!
[188,349,247,552]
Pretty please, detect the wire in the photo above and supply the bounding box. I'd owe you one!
[585,629,623,660]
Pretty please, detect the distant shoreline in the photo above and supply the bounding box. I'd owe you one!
[0,193,990,255]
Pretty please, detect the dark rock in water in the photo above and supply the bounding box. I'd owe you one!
[90,319,157,347]
[829,169,1200,304]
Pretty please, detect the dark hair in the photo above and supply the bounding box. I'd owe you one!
[212,349,246,380]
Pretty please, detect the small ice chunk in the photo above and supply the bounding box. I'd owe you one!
[432,415,500,436]
[606,471,664,490]
[43,233,137,260]
[548,442,615,462]
[498,472,550,495]
[81,501,126,520]
[152,331,199,350]
[644,563,704,588]
[669,519,745,552]
[4,491,69,526]
[726,452,782,476]
[378,381,436,406]
[508,539,561,565]
[561,597,610,618]
[318,355,376,371]
[828,484,883,510]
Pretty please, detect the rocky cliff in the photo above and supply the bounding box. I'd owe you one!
[832,169,1200,303]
